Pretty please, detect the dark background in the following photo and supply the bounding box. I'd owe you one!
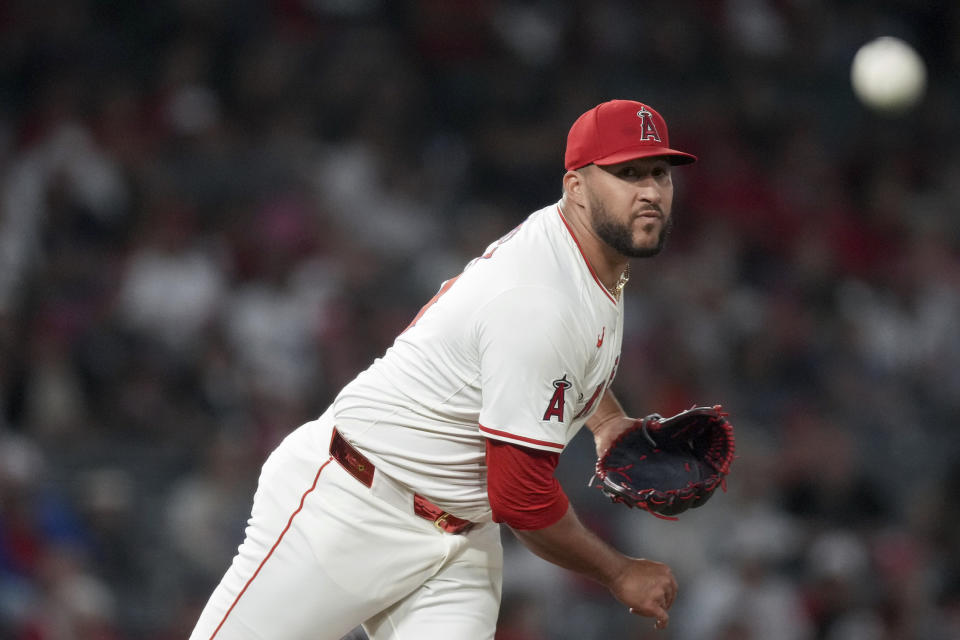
[0,1,958,638]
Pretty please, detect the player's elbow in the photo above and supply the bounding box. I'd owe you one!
[490,485,570,530]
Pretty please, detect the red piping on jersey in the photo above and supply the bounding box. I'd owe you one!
[556,205,617,305]
[480,424,564,450]
[208,457,334,639]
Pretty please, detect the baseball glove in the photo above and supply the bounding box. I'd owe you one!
[591,405,735,519]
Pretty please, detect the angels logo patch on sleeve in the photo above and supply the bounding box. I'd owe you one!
[542,375,571,422]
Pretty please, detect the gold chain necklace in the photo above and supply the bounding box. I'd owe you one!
[607,263,631,300]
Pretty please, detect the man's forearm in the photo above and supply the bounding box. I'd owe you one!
[510,503,678,628]
[511,504,626,585]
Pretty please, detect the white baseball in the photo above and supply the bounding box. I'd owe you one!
[851,36,926,113]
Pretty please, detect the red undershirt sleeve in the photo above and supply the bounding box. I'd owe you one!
[485,438,570,530]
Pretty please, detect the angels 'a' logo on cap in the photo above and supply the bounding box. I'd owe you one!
[637,107,662,142]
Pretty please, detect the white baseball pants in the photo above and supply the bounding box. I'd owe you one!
[189,416,503,640]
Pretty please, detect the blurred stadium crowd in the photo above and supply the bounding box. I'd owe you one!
[1,1,959,638]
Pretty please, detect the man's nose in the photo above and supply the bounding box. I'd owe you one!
[636,180,662,204]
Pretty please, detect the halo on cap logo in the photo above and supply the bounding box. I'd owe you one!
[636,107,662,142]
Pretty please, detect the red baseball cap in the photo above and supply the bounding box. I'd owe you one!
[564,100,697,170]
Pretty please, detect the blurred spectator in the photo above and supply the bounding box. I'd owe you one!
[15,546,122,640]
[115,201,228,363]
[163,430,259,588]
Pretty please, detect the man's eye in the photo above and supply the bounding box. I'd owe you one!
[620,167,638,178]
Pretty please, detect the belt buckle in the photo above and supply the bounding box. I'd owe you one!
[433,513,451,531]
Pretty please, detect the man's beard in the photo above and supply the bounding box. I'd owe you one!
[591,198,673,258]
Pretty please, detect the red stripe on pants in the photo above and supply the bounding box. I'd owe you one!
[209,457,334,639]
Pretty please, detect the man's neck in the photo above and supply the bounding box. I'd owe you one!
[558,197,629,293]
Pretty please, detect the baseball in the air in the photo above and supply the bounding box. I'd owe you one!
[851,36,926,114]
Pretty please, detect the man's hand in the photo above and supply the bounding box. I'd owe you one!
[585,390,635,456]
[510,506,679,631]
[590,415,636,457]
[607,557,678,629]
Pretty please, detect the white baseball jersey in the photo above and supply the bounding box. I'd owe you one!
[325,202,624,521]
[191,202,627,640]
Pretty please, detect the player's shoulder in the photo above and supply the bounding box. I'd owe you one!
[476,204,571,278]
[515,202,565,243]
[448,202,595,323]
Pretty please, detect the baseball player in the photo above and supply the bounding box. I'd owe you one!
[190,99,697,639]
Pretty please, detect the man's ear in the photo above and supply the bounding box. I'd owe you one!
[562,169,586,205]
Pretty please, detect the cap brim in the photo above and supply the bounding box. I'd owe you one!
[594,147,697,166]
